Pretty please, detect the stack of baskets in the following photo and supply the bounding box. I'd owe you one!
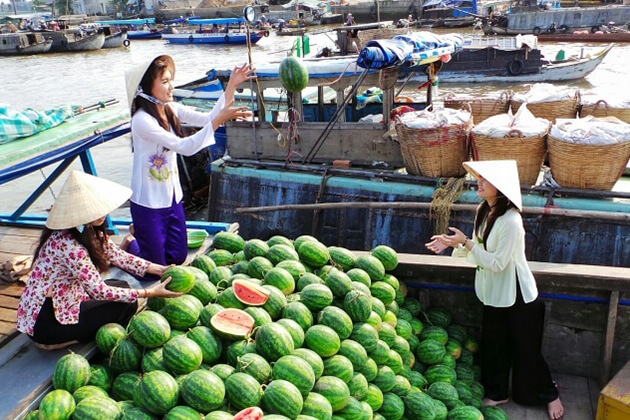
[395,109,472,177]
[471,127,548,186]
[444,92,511,124]
[579,100,630,124]
[511,91,580,123]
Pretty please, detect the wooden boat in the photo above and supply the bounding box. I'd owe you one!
[276,28,307,36]
[401,35,612,83]
[0,32,52,55]
[95,18,161,39]
[41,29,105,52]
[162,18,265,45]
[537,31,630,43]
[100,26,128,48]
[484,3,630,35]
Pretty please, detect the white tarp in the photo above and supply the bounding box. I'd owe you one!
[550,116,630,145]
[472,105,549,138]
[512,83,577,104]
[398,108,471,129]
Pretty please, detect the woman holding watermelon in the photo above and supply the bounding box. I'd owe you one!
[123,55,254,270]
[425,160,564,420]
[16,171,181,350]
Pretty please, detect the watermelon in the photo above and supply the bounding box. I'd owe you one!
[263,380,304,419]
[404,391,436,420]
[372,365,396,392]
[248,256,274,279]
[244,239,270,260]
[279,56,309,93]
[277,318,306,347]
[426,308,452,328]
[355,255,385,282]
[305,325,340,357]
[52,353,91,393]
[328,246,357,271]
[108,337,142,373]
[95,323,126,356]
[233,407,264,420]
[161,266,196,293]
[236,352,273,383]
[447,406,483,420]
[210,308,255,340]
[377,322,397,347]
[464,337,479,354]
[212,363,236,381]
[370,282,396,305]
[300,283,334,312]
[245,306,273,327]
[160,295,203,330]
[480,406,509,420]
[428,382,460,409]
[129,310,171,349]
[232,279,270,305]
[163,335,203,375]
[227,339,257,366]
[141,348,166,373]
[134,370,179,416]
[392,335,411,354]
[297,272,324,291]
[379,393,405,420]
[316,265,336,281]
[38,389,76,420]
[455,363,475,384]
[313,376,350,411]
[297,240,330,268]
[111,371,141,401]
[264,267,296,295]
[433,400,449,420]
[72,396,121,419]
[338,339,368,369]
[390,375,412,397]
[424,364,457,385]
[207,249,234,266]
[364,384,384,411]
[336,396,363,420]
[369,340,391,364]
[416,339,447,365]
[346,268,371,287]
[164,406,202,419]
[385,350,404,375]
[192,254,217,277]
[282,301,314,330]
[371,245,398,271]
[394,318,412,340]
[317,306,353,339]
[293,348,325,379]
[277,260,307,282]
[87,365,112,392]
[358,357,378,382]
[187,325,222,364]
[213,231,245,253]
[350,322,379,353]
[255,322,295,361]
[324,269,353,298]
[301,392,333,420]
[120,406,156,419]
[206,412,235,420]
[188,277,218,306]
[272,355,316,397]
[217,287,247,309]
[293,235,317,250]
[344,290,372,322]
[209,266,233,287]
[262,285,288,320]
[71,385,108,404]
[267,244,300,265]
[180,370,225,412]
[267,235,294,248]
[410,319,424,337]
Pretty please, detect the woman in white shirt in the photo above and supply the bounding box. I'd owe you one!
[425,160,564,420]
[123,55,253,268]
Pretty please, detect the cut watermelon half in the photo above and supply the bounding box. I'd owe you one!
[233,279,271,306]
[210,308,255,339]
[233,407,264,420]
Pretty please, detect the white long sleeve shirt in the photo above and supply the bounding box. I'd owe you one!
[130,95,226,208]
[453,208,538,307]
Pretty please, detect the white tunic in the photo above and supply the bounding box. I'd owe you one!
[130,95,226,209]
[453,208,538,307]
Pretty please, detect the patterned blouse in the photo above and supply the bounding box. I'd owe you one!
[16,230,151,336]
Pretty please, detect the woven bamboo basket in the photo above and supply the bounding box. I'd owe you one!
[445,92,511,124]
[395,116,472,177]
[511,92,580,123]
[548,135,630,190]
[471,128,548,186]
[357,28,410,49]
[579,100,630,124]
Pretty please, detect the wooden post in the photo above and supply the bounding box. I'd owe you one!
[336,89,346,122]
[601,290,619,387]
[317,86,324,122]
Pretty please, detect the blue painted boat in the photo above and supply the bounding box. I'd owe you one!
[162,17,266,45]
[95,18,162,39]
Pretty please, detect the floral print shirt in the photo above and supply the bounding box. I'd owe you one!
[16,230,151,336]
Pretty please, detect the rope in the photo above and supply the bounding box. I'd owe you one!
[429,177,466,235]
[287,106,301,144]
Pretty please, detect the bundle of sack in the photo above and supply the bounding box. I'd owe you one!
[550,115,630,145]
[472,104,549,138]
[396,107,472,129]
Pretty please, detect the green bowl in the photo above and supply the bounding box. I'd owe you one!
[187,229,209,249]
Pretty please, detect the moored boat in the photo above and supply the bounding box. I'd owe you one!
[95,18,161,39]
[40,29,105,52]
[100,26,128,48]
[162,18,265,45]
[537,30,630,43]
[0,32,52,55]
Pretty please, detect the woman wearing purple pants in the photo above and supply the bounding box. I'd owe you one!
[123,55,254,268]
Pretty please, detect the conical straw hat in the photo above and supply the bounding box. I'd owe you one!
[46,171,131,230]
[125,58,154,112]
[462,160,523,211]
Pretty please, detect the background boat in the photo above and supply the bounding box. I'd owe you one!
[162,18,265,45]
[41,29,105,52]
[0,33,52,55]
[100,26,128,48]
[537,31,630,43]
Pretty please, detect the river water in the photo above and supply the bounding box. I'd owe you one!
[1,28,628,215]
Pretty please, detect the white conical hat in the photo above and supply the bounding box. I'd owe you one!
[46,171,131,230]
[463,160,523,211]
[124,58,154,112]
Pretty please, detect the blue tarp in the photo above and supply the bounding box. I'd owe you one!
[0,104,77,144]
[188,18,245,25]
[356,32,462,70]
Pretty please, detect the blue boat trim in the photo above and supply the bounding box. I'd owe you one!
[188,18,245,25]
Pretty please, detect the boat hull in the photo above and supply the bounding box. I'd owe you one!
[537,32,630,43]
[102,31,127,48]
[43,31,105,52]
[126,30,161,39]
[162,32,263,44]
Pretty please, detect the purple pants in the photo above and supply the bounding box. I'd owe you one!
[128,196,188,270]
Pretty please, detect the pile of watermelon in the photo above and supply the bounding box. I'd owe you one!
[25,232,510,420]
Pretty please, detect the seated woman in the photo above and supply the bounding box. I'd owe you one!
[16,171,181,351]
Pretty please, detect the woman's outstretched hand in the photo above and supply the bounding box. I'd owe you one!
[425,236,449,254]
[146,277,182,298]
[226,63,257,90]
[425,227,468,253]
[212,99,253,130]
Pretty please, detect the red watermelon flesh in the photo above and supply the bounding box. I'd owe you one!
[211,308,256,339]
[233,407,264,420]
[233,279,270,306]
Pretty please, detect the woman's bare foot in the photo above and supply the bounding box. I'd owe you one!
[120,234,135,251]
[548,397,564,419]
[483,398,509,406]
[35,340,79,351]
